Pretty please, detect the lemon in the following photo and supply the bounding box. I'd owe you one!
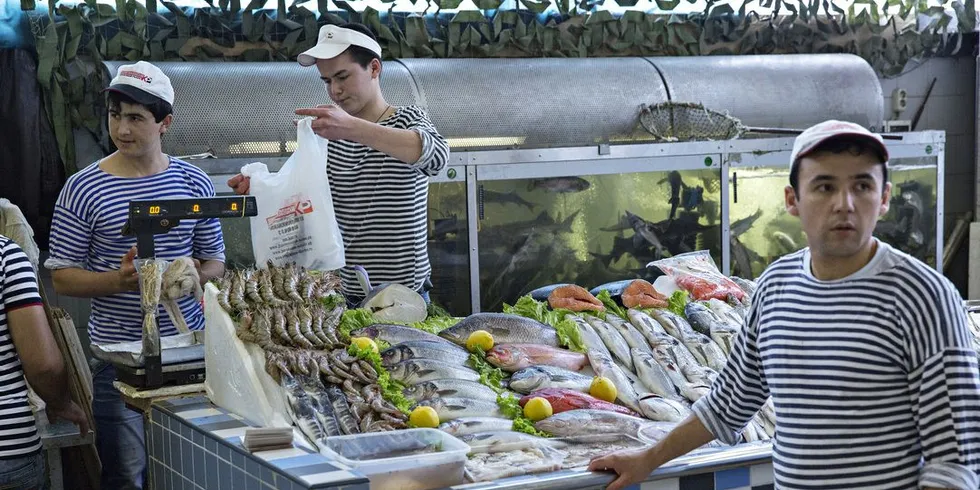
[523,397,553,422]
[466,330,494,352]
[409,406,440,428]
[590,377,618,403]
[351,337,378,354]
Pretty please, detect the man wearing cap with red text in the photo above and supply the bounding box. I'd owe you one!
[46,61,225,489]
[228,23,449,304]
[590,120,980,490]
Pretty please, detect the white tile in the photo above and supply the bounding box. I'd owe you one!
[178,408,223,420]
[254,447,309,461]
[750,462,774,485]
[300,470,360,485]
[641,478,680,490]
[212,427,248,441]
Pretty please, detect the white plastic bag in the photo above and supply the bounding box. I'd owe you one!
[241,118,345,271]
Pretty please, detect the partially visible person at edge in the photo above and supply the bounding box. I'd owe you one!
[589,120,980,490]
[0,235,89,489]
[45,61,226,489]
[228,23,450,307]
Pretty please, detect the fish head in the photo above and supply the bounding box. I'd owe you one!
[486,345,521,369]
[402,383,427,400]
[351,325,379,340]
[380,345,406,366]
[510,368,546,392]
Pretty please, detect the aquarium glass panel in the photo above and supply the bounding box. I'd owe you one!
[476,168,723,312]
[427,181,472,316]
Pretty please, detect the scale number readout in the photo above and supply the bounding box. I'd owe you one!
[149,206,162,215]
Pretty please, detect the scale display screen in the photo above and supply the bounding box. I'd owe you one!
[131,197,255,219]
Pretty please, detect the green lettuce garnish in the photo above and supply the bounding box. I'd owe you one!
[409,316,461,336]
[467,346,506,394]
[497,393,552,438]
[667,290,690,316]
[595,289,628,320]
[503,296,586,352]
[336,308,376,343]
[347,343,412,414]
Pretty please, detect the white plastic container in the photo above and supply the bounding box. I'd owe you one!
[321,429,470,490]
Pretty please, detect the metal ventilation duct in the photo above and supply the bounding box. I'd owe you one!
[102,54,884,159]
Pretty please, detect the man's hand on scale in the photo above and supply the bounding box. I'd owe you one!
[227,174,250,195]
[118,246,140,292]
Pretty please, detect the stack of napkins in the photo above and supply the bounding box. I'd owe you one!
[242,427,294,452]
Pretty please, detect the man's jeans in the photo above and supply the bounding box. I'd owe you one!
[0,452,45,490]
[92,361,146,490]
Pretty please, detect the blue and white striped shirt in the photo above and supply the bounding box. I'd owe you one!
[45,158,225,344]
[0,237,42,458]
[693,241,980,489]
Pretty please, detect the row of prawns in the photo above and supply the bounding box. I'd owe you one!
[212,262,409,443]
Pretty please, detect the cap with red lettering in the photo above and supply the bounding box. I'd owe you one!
[790,120,889,172]
[105,61,175,106]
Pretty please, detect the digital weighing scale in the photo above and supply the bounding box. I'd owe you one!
[97,196,258,389]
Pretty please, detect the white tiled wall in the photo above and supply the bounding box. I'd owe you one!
[880,56,977,293]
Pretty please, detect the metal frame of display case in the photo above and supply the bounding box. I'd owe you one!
[430,131,946,313]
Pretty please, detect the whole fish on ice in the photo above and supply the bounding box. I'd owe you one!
[485,344,588,372]
[439,313,559,347]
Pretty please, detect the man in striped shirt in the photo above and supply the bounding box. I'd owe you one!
[0,235,88,488]
[590,120,980,489]
[45,61,226,489]
[229,23,450,304]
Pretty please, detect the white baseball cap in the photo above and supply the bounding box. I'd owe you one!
[297,24,382,67]
[105,61,175,106]
[790,120,889,171]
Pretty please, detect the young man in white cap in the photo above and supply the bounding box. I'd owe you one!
[228,23,450,305]
[589,120,980,490]
[46,61,226,489]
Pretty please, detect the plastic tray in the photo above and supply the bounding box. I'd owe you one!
[321,428,469,490]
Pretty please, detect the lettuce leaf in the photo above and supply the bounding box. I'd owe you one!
[409,316,461,336]
[667,290,690,316]
[467,346,506,394]
[595,289,628,320]
[347,343,412,414]
[497,393,552,438]
[504,296,585,352]
[336,308,376,343]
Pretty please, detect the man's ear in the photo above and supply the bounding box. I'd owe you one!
[879,181,892,217]
[160,114,174,134]
[785,185,800,217]
[370,58,382,80]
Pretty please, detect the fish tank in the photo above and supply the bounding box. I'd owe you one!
[474,169,723,312]
[728,155,939,278]
[427,181,472,315]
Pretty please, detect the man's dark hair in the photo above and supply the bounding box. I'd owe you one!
[789,136,888,194]
[106,91,173,123]
[340,22,382,69]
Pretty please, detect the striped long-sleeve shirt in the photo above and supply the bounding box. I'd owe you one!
[44,158,225,343]
[0,236,42,458]
[328,105,449,299]
[692,240,980,489]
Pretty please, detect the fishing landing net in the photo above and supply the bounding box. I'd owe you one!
[637,102,748,142]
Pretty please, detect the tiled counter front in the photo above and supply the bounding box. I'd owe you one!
[147,396,367,490]
[147,396,774,490]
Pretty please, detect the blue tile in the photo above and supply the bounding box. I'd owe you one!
[246,474,263,490]
[182,440,195,481]
[232,466,247,490]
[716,467,750,490]
[152,409,163,424]
[226,436,244,447]
[172,435,183,475]
[751,485,774,490]
[169,430,178,467]
[218,443,232,464]
[244,455,262,480]
[194,443,206,484]
[679,472,715,490]
[273,453,332,470]
[152,460,165,490]
[205,453,220,490]
[163,466,172,490]
[287,462,344,478]
[259,464,275,486]
[192,426,205,447]
[232,448,246,470]
[188,414,238,427]
[205,434,217,455]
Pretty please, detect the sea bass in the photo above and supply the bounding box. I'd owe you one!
[606,314,654,355]
[416,397,504,422]
[486,344,588,372]
[381,340,470,367]
[569,315,613,360]
[353,324,453,347]
[534,409,648,438]
[587,350,642,413]
[509,366,593,394]
[631,349,682,401]
[388,359,481,385]
[403,379,503,404]
[637,394,691,422]
[439,417,514,436]
[584,316,634,371]
[439,313,558,347]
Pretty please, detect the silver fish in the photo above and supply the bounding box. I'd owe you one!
[638,394,691,422]
[644,329,702,369]
[325,385,360,435]
[631,349,682,401]
[587,350,642,412]
[439,313,558,347]
[353,324,453,347]
[681,361,720,386]
[403,379,503,403]
[606,314,654,355]
[534,409,648,438]
[684,302,723,336]
[281,374,329,446]
[381,340,470,367]
[388,359,481,385]
[706,299,745,327]
[730,276,757,297]
[509,366,592,394]
[686,302,740,356]
[679,382,711,403]
[585,316,634,371]
[627,309,669,344]
[439,417,514,436]
[648,343,691,393]
[649,309,697,339]
[417,397,504,421]
[297,375,342,437]
[681,333,728,372]
[461,431,552,454]
[570,315,613,361]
